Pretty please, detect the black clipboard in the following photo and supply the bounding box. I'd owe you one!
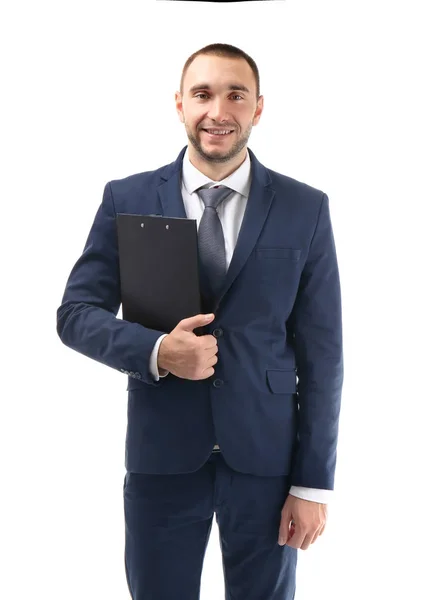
[116,213,204,335]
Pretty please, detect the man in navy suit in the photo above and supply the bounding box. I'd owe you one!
[57,43,343,600]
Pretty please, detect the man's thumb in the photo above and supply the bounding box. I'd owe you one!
[179,313,215,332]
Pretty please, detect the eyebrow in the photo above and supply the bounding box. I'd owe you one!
[189,83,250,94]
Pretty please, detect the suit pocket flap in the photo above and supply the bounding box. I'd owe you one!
[256,247,301,260]
[266,369,297,394]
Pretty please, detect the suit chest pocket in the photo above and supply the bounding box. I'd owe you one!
[256,247,301,261]
[248,247,302,291]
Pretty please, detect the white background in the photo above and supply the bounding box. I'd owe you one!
[1,0,426,598]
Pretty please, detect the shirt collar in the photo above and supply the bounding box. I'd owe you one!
[182,146,252,197]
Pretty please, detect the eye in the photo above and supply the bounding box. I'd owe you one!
[231,94,243,100]
[195,93,209,99]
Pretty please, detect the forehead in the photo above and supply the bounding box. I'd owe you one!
[183,54,256,93]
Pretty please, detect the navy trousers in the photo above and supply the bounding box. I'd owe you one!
[123,451,297,599]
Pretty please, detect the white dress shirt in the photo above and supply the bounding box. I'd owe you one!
[148,147,332,503]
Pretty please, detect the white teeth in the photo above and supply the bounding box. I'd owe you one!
[205,130,232,135]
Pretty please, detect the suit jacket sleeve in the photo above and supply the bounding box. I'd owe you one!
[287,193,344,490]
[56,182,167,387]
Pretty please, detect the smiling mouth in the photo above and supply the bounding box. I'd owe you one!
[202,129,235,137]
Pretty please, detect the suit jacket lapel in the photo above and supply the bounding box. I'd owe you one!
[218,150,275,308]
[157,146,188,218]
[157,146,276,310]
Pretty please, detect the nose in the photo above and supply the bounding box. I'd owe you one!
[206,97,230,123]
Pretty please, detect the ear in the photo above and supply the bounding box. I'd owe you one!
[253,95,264,126]
[175,91,185,123]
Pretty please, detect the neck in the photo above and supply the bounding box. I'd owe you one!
[187,145,247,181]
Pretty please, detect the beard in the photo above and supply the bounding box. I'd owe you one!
[185,122,252,164]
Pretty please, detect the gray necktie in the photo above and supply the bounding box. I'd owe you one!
[197,185,234,303]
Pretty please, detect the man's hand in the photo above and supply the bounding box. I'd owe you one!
[158,313,218,380]
[278,494,327,550]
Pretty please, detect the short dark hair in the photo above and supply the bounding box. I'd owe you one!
[180,43,260,100]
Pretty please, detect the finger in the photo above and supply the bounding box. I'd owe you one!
[285,523,305,549]
[278,513,292,545]
[206,355,218,368]
[200,368,215,380]
[202,337,218,350]
[285,521,296,543]
[310,529,321,545]
[311,522,326,545]
[180,313,214,332]
[300,532,316,551]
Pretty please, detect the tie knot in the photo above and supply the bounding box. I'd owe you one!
[197,185,233,209]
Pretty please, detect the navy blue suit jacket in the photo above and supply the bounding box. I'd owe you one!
[57,146,343,488]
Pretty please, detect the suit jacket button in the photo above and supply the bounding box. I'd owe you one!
[213,328,223,338]
[213,379,223,388]
[135,372,141,379]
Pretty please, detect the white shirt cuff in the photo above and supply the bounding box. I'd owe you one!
[149,334,169,381]
[289,486,332,504]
